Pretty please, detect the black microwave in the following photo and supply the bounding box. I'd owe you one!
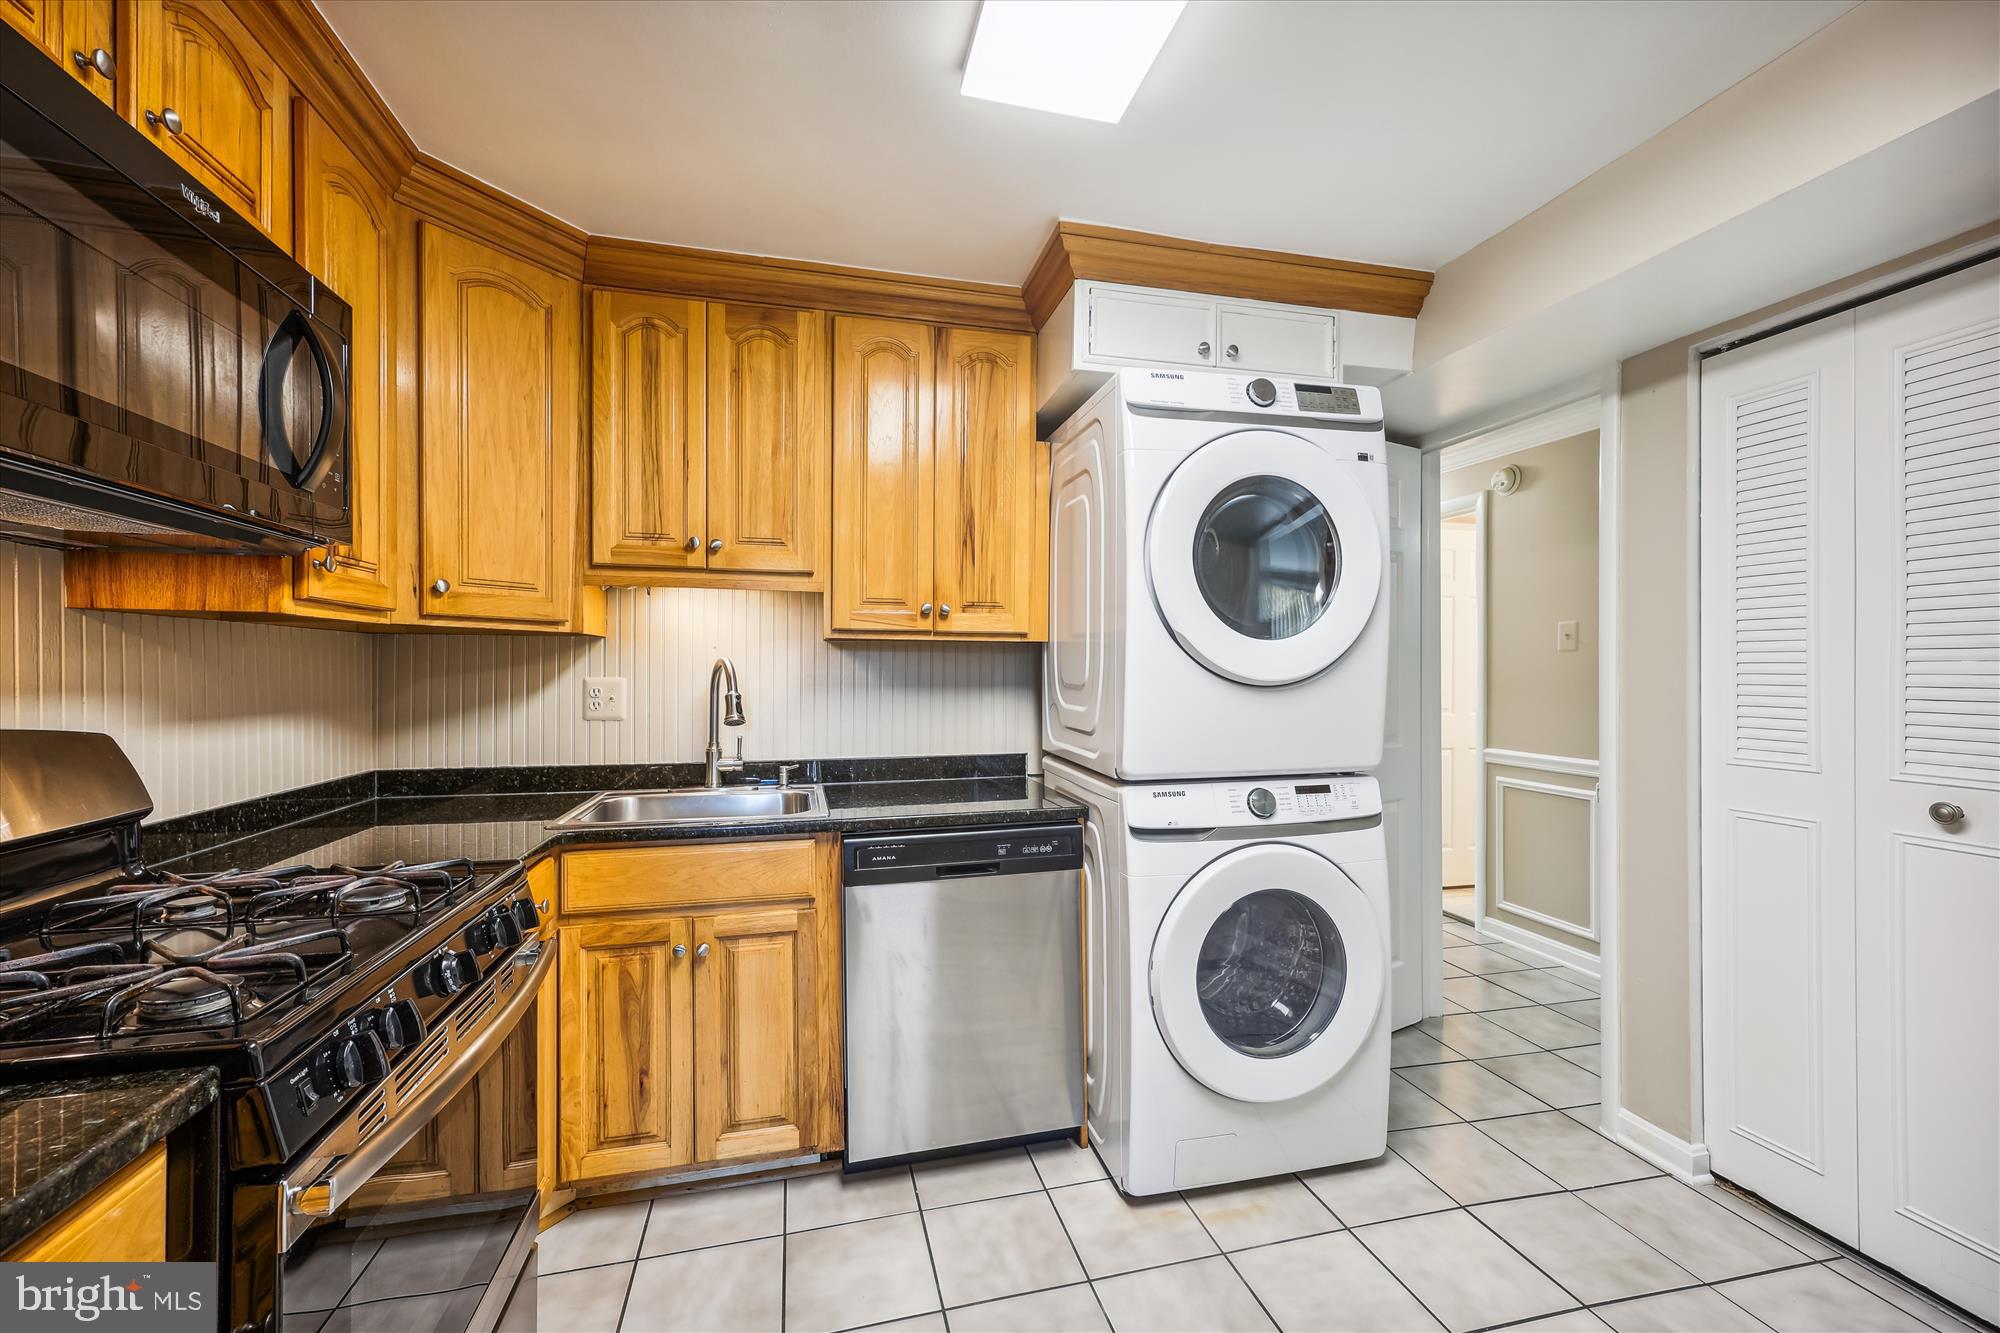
[0,24,350,554]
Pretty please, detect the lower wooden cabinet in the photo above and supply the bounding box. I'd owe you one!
[3,1140,166,1262]
[553,837,843,1190]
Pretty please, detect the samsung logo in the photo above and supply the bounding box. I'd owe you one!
[1147,372,1185,381]
[1150,789,1186,797]
[179,182,221,224]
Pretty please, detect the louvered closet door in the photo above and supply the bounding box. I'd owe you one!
[1852,259,1999,1323]
[1700,313,1860,1242]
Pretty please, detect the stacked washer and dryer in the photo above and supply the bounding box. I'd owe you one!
[1042,368,1396,1196]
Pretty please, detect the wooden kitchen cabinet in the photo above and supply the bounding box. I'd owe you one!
[552,836,842,1191]
[705,304,826,580]
[828,319,1046,640]
[348,1085,479,1209]
[126,0,291,248]
[418,222,582,623]
[3,1141,166,1262]
[589,289,706,572]
[2,0,115,104]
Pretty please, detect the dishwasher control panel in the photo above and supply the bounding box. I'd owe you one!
[843,823,1083,884]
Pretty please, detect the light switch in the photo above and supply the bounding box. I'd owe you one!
[583,676,628,721]
[1556,620,1580,653]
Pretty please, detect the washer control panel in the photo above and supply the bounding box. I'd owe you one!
[1120,368,1383,425]
[1126,776,1381,830]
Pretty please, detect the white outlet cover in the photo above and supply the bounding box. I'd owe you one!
[583,675,628,721]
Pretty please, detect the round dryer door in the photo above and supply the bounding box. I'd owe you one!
[1146,430,1382,686]
[1149,842,1384,1103]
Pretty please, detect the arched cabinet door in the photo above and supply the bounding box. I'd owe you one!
[933,327,1042,638]
[589,290,707,572]
[417,222,580,624]
[829,315,934,633]
[705,303,827,579]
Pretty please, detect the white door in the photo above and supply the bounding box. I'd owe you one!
[1149,843,1385,1103]
[1701,312,1861,1242]
[1147,432,1383,685]
[1383,443,1427,1028]
[1852,261,1999,1322]
[1440,510,1480,887]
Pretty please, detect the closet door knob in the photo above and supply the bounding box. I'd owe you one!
[146,107,183,135]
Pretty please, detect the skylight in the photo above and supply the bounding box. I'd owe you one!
[960,1,1187,124]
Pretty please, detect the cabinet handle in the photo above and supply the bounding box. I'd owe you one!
[1929,801,1966,828]
[431,578,450,595]
[938,604,952,619]
[1225,344,1240,360]
[920,602,933,618]
[695,942,710,960]
[1197,340,1211,357]
[684,535,700,551]
[73,48,114,79]
[311,547,340,573]
[672,943,687,959]
[708,538,722,553]
[146,107,184,136]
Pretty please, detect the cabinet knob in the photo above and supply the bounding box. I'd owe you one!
[1197,340,1211,357]
[684,535,700,551]
[695,942,710,960]
[1225,344,1240,360]
[431,578,450,595]
[708,538,723,553]
[311,547,339,573]
[1929,801,1966,828]
[920,602,933,618]
[938,603,952,619]
[146,107,184,136]
[73,48,114,79]
[672,943,687,959]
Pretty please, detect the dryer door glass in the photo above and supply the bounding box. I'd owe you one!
[1196,889,1348,1057]
[1192,477,1342,640]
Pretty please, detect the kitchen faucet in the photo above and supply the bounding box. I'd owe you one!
[704,657,746,788]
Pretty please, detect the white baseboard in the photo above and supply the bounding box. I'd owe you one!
[1616,1108,1714,1184]
[1473,913,1602,979]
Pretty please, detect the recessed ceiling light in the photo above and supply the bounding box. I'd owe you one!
[960,0,1187,124]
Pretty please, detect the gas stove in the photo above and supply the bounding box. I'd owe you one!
[1,731,550,1333]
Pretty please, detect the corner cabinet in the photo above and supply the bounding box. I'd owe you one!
[418,223,582,623]
[551,837,842,1191]
[828,318,1046,640]
[586,294,827,589]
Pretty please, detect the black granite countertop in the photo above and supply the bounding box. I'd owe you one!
[147,756,1085,875]
[0,1068,217,1254]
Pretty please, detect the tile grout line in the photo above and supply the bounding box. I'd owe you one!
[608,1198,647,1333]
[1035,1167,1119,1331]
[908,1172,949,1327]
[1173,1182,1298,1330]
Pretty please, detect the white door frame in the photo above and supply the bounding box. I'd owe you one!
[1439,492,1486,920]
[1686,235,2000,1180]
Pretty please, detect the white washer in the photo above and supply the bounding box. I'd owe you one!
[1045,757,1391,1196]
[1044,368,1391,781]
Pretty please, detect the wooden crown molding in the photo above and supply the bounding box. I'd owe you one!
[584,238,1032,331]
[395,155,589,278]
[1023,221,1434,327]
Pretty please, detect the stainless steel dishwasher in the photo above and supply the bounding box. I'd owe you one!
[843,823,1085,1169]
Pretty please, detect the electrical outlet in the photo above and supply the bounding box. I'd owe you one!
[1556,620,1580,653]
[583,676,627,721]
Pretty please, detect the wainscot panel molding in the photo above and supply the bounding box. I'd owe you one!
[376,587,1041,770]
[2,540,377,821]
[1023,221,1435,327]
[1493,773,1599,944]
[1482,747,1601,778]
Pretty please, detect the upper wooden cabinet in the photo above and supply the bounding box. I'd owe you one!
[828,318,1046,640]
[2,0,115,103]
[589,290,706,571]
[291,100,395,614]
[419,222,582,623]
[127,0,291,248]
[587,297,826,588]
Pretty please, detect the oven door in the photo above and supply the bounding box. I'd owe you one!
[261,941,551,1333]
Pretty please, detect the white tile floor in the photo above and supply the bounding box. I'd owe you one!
[532,913,1988,1333]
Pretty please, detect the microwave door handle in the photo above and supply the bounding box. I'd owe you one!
[258,311,343,491]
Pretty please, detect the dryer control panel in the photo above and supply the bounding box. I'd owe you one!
[1124,776,1381,830]
[1120,368,1383,425]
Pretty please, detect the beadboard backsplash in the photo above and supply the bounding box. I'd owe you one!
[2,540,377,820]
[376,587,1041,769]
[4,540,1043,820]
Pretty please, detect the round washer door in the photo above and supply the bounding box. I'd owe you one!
[1149,843,1384,1103]
[1146,430,1382,686]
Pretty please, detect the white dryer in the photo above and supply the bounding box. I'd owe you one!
[1044,369,1390,781]
[1045,757,1391,1196]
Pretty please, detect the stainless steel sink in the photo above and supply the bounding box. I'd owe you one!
[547,785,826,829]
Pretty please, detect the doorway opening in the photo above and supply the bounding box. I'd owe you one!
[1439,498,1481,923]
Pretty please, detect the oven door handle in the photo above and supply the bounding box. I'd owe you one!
[288,941,551,1224]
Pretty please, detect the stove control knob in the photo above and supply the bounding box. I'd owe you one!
[352,1030,390,1082]
[511,898,541,933]
[434,950,479,995]
[464,917,496,954]
[1247,787,1278,819]
[313,1041,365,1094]
[374,998,424,1050]
[491,907,524,950]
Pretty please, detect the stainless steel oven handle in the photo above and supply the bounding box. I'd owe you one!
[288,940,551,1222]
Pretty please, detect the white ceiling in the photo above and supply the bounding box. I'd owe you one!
[318,0,1854,284]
